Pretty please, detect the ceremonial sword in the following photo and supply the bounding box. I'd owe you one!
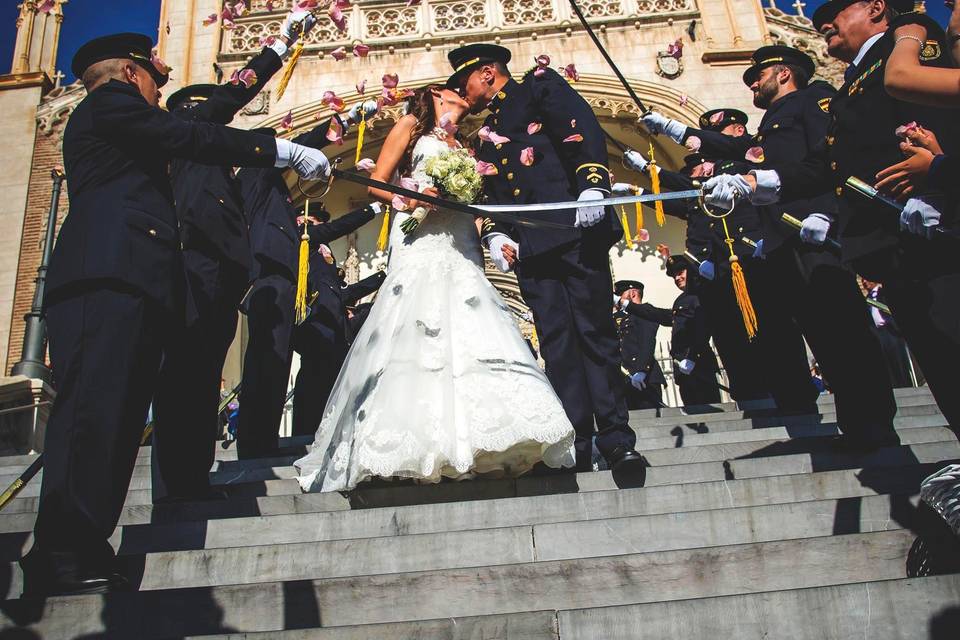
[327,167,701,221]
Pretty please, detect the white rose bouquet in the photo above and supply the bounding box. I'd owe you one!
[400,148,484,235]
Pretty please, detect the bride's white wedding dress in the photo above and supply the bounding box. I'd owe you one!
[294,132,575,492]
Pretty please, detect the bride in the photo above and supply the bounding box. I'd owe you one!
[294,85,576,492]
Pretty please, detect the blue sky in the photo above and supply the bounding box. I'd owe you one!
[0,1,952,82]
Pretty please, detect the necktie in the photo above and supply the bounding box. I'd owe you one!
[844,64,858,84]
[869,289,885,328]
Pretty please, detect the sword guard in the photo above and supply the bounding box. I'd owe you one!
[692,180,737,219]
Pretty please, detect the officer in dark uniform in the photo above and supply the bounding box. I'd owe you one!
[706,1,959,441]
[620,256,722,406]
[448,43,646,473]
[235,114,378,458]
[291,205,384,436]
[653,149,817,411]
[21,33,327,596]
[613,280,666,410]
[150,16,312,502]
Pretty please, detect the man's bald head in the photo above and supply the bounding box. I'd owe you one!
[82,58,161,106]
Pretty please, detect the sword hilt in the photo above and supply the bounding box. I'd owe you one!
[781,212,843,252]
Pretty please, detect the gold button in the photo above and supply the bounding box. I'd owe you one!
[772,123,779,129]
[826,136,835,146]
[219,198,225,205]
[493,119,498,125]
[701,248,708,254]
[709,222,714,229]
[148,229,157,237]
[738,226,743,233]
[496,144,502,150]
[513,188,520,196]
[255,146,262,154]
[498,91,506,99]
[501,158,508,165]
[757,135,763,142]
[830,161,838,170]
[835,186,843,195]
[507,172,514,180]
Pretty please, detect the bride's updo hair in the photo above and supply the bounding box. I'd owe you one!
[398,83,443,178]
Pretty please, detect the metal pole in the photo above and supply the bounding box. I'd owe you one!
[11,167,65,383]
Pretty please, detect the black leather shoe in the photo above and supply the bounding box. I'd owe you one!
[22,569,131,598]
[607,447,649,474]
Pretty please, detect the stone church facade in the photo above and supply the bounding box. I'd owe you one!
[0,0,843,407]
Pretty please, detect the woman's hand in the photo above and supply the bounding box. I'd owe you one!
[904,125,944,155]
[407,186,440,212]
[875,144,936,201]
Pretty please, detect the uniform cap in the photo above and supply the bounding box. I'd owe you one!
[812,0,916,31]
[614,280,644,296]
[166,84,217,112]
[72,33,170,88]
[742,45,816,86]
[698,108,748,132]
[446,43,512,89]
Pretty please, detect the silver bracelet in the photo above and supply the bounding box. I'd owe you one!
[895,35,924,47]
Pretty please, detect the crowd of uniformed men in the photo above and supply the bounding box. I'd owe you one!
[14,0,960,598]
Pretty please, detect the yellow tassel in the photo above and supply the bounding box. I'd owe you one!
[294,199,310,325]
[634,200,644,234]
[648,143,666,227]
[377,204,390,252]
[274,40,304,102]
[721,217,758,339]
[354,111,367,165]
[619,206,635,249]
[530,325,540,354]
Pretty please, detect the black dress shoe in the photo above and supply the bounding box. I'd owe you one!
[607,447,649,474]
[22,570,131,598]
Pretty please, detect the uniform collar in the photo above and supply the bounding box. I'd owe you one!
[852,32,885,68]
[486,79,518,113]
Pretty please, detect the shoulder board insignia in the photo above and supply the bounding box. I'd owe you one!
[921,40,941,62]
[818,97,831,113]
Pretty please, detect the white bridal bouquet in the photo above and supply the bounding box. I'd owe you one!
[400,148,485,234]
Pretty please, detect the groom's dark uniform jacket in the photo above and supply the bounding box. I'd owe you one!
[152,45,287,500]
[475,68,635,465]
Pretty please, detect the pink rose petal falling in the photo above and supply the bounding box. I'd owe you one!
[563,134,584,143]
[296,0,321,9]
[478,127,510,144]
[684,135,701,152]
[356,158,377,172]
[520,147,535,166]
[203,13,219,26]
[382,73,399,89]
[392,195,409,211]
[229,68,258,89]
[527,122,542,135]
[562,64,579,82]
[700,161,715,177]
[326,117,344,144]
[280,110,294,130]
[744,146,765,163]
[667,39,683,59]
[353,43,370,57]
[535,54,551,67]
[328,4,347,32]
[330,46,347,61]
[356,79,367,95]
[637,229,650,243]
[37,0,56,14]
[679,94,689,107]
[709,111,724,125]
[438,112,459,136]
[400,177,419,191]
[406,0,422,6]
[321,90,346,112]
[895,121,919,139]
[266,0,276,10]
[656,243,670,258]
[475,161,499,176]
[151,50,172,76]
[259,35,277,47]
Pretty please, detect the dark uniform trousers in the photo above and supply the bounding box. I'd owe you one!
[151,45,284,497]
[27,77,277,579]
[518,239,635,463]
[35,284,168,570]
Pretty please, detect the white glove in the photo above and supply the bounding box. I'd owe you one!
[347,100,380,124]
[749,169,782,205]
[677,359,696,375]
[630,371,648,390]
[752,238,765,259]
[611,182,640,196]
[613,293,624,308]
[281,10,317,41]
[698,260,715,281]
[275,139,331,180]
[266,39,289,59]
[799,213,833,245]
[641,111,687,143]
[623,149,649,173]
[900,198,942,239]
[702,174,753,209]
[575,188,606,228]
[487,233,519,272]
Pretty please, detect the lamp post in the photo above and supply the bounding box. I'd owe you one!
[11,167,65,383]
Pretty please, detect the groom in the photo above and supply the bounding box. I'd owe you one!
[448,44,646,474]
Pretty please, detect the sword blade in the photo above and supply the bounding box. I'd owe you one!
[474,189,703,213]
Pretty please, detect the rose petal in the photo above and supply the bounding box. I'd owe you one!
[684,135,701,152]
[478,126,492,142]
[679,94,689,107]
[37,0,56,14]
[475,161,499,176]
[326,117,344,144]
[356,158,377,172]
[400,177,419,191]
[637,228,650,243]
[745,146,765,163]
[237,69,258,88]
[336,0,352,9]
[151,50,172,75]
[520,147,535,166]
[280,110,294,130]
[535,54,550,67]
[527,122,542,135]
[562,63,579,82]
[221,18,235,30]
[391,195,409,211]
[356,79,367,95]
[656,243,670,257]
[203,13,219,26]
[570,119,576,128]
[487,131,511,145]
[382,73,399,89]
[353,43,370,57]
[700,161,715,177]
[328,4,347,32]
[266,0,276,10]
[709,111,724,125]
[563,134,583,143]
[406,0,421,6]
[321,90,346,111]
[330,46,347,61]
[533,67,546,77]
[438,112,459,136]
[259,35,277,47]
